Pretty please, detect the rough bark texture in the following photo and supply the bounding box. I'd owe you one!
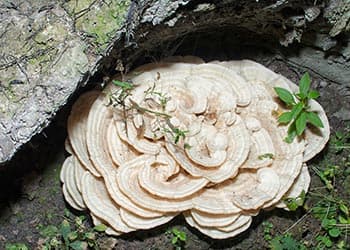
[0,0,349,165]
[0,0,130,165]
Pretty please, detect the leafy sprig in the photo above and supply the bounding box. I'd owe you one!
[109,80,134,107]
[37,212,106,250]
[109,79,190,147]
[274,72,324,143]
[167,227,187,250]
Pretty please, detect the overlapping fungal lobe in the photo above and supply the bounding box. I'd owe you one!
[60,56,330,239]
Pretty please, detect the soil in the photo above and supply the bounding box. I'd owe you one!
[0,29,349,250]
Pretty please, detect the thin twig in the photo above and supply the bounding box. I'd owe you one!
[283,209,312,234]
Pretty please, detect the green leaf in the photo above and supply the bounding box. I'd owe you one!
[278,112,293,124]
[274,87,295,105]
[285,124,297,143]
[308,90,320,99]
[299,72,311,97]
[5,243,29,250]
[317,235,333,247]
[290,102,303,119]
[286,200,298,211]
[93,224,107,232]
[60,220,71,243]
[69,241,87,250]
[84,232,95,241]
[39,225,58,238]
[270,237,283,250]
[75,216,85,226]
[112,80,133,90]
[338,215,349,224]
[172,228,180,235]
[296,112,307,136]
[306,111,324,128]
[64,208,71,218]
[339,203,349,216]
[172,237,178,245]
[328,228,341,238]
[178,231,187,241]
[68,231,78,241]
[258,153,274,160]
[322,218,336,230]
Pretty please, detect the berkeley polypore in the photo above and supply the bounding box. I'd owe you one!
[60,56,330,239]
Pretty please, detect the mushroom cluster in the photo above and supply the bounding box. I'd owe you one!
[60,56,330,239]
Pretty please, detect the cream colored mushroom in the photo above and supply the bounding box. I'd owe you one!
[60,156,86,211]
[138,151,208,199]
[119,208,176,229]
[165,116,250,183]
[104,170,163,218]
[191,63,252,106]
[91,215,121,237]
[241,116,275,169]
[301,100,330,161]
[106,122,139,167]
[185,212,252,239]
[193,186,241,215]
[67,91,101,177]
[223,168,280,210]
[73,156,86,194]
[190,210,240,228]
[81,172,136,233]
[61,57,330,240]
[85,96,163,218]
[117,155,195,212]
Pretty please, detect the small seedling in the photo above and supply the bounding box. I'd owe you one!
[167,227,187,250]
[262,221,274,242]
[144,83,171,111]
[309,161,350,249]
[330,128,350,153]
[109,80,134,107]
[283,190,306,211]
[274,72,323,143]
[109,79,191,148]
[37,212,106,250]
[312,165,340,191]
[270,233,307,250]
[262,221,308,249]
[258,153,274,160]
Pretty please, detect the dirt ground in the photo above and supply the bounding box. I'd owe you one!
[0,31,349,249]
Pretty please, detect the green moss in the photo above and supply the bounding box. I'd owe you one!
[34,23,68,45]
[64,0,130,49]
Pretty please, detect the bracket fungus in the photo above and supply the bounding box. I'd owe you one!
[61,56,330,239]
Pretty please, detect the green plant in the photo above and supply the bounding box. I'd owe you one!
[308,162,350,249]
[330,128,350,153]
[311,197,349,249]
[37,212,106,250]
[167,227,187,250]
[108,79,191,147]
[262,221,274,242]
[274,72,323,143]
[258,153,275,160]
[5,243,28,250]
[312,165,340,191]
[262,221,307,250]
[283,190,306,211]
[270,233,307,250]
